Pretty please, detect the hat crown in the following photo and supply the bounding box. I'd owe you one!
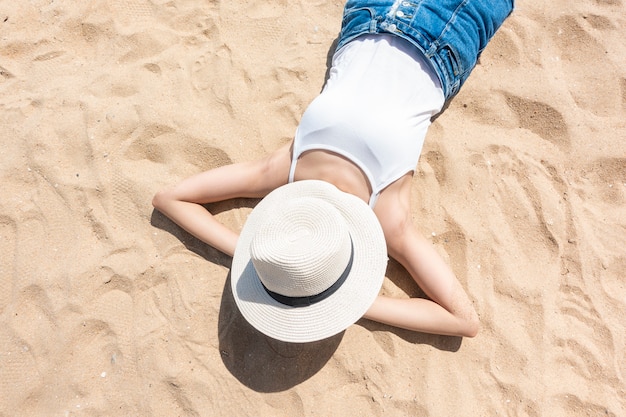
[249,197,352,298]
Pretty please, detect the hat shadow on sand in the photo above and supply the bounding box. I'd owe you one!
[217,257,462,393]
[153,201,340,392]
[218,273,342,392]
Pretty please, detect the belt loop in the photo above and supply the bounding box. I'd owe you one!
[425,43,437,58]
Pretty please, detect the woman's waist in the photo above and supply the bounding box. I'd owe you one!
[293,149,373,205]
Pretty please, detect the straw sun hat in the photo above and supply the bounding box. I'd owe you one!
[231,180,388,343]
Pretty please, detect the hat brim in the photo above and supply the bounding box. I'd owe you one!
[231,180,387,343]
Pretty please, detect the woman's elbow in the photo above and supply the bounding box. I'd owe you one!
[460,311,480,338]
[152,188,173,212]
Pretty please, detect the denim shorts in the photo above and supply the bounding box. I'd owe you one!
[336,0,514,100]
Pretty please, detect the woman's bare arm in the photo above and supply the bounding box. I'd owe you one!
[152,144,292,257]
[367,174,480,337]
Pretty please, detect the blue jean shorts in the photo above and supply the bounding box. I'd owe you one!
[336,0,514,100]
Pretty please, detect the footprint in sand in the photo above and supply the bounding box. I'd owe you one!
[117,30,177,63]
[423,149,447,185]
[191,45,235,109]
[552,13,623,116]
[503,93,570,150]
[123,123,233,168]
[10,284,59,355]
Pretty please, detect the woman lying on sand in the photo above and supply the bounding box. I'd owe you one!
[153,0,514,343]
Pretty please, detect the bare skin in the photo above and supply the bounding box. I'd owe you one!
[152,143,480,338]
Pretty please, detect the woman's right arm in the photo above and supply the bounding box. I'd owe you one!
[152,143,292,257]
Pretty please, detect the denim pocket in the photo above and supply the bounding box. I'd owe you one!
[434,44,462,96]
[439,44,464,76]
[339,7,377,49]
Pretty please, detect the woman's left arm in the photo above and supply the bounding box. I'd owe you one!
[367,174,480,337]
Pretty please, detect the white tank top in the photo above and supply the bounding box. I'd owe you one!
[289,34,445,207]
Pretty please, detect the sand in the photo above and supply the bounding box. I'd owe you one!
[0,0,624,415]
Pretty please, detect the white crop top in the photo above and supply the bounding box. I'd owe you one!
[289,34,445,207]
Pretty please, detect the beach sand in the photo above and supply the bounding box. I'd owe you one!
[0,0,624,415]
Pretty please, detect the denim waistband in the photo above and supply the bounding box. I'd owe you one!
[336,0,514,100]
